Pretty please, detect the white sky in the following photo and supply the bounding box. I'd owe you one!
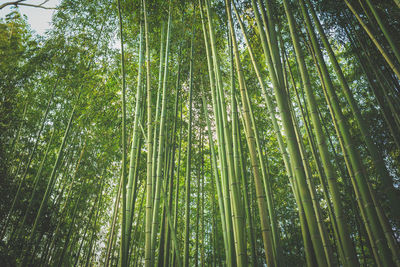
[0,0,60,35]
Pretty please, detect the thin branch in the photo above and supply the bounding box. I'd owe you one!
[0,0,57,10]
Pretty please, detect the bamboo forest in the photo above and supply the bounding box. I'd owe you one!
[1,0,400,266]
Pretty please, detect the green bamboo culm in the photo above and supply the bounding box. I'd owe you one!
[163,44,182,267]
[143,0,154,265]
[184,8,195,266]
[150,1,172,265]
[116,0,128,265]
[151,20,166,203]
[125,11,144,262]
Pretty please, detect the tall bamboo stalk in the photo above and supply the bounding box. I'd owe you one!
[150,2,172,264]
[143,0,154,265]
[184,11,195,266]
[125,14,144,260]
[116,0,128,265]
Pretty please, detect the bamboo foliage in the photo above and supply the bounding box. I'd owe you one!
[2,0,400,266]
